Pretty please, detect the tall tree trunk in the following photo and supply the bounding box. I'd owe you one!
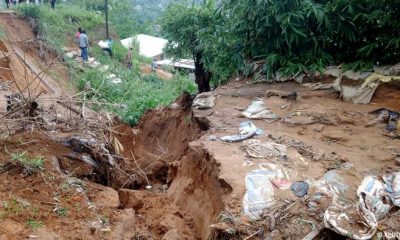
[193,51,211,93]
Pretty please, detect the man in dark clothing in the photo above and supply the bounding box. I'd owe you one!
[101,38,113,57]
[4,0,9,8]
[50,0,55,9]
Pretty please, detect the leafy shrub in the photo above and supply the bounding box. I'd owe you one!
[77,66,196,125]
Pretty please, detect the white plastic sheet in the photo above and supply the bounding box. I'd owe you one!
[243,169,281,220]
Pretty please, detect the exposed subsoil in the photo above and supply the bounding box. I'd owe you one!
[1,78,399,239]
[0,12,70,100]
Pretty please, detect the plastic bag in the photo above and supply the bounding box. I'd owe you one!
[243,169,279,220]
[220,121,259,142]
[241,99,277,119]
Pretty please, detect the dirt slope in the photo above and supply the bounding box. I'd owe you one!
[0,12,70,99]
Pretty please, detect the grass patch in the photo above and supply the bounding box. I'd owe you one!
[77,66,196,125]
[16,4,103,53]
[54,207,68,217]
[11,152,44,171]
[0,199,23,219]
[26,219,43,229]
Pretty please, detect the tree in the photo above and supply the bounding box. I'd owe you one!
[160,2,215,92]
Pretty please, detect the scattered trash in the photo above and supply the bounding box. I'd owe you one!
[98,40,109,49]
[106,73,122,84]
[324,173,400,239]
[368,108,400,132]
[271,178,292,190]
[243,169,281,220]
[240,99,278,119]
[323,170,350,196]
[382,172,400,207]
[349,73,400,104]
[207,135,219,141]
[193,92,215,109]
[356,176,385,197]
[290,181,309,197]
[340,162,353,170]
[242,139,287,159]
[324,198,378,240]
[98,65,109,72]
[220,121,260,142]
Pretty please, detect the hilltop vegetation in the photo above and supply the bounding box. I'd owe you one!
[161,0,400,84]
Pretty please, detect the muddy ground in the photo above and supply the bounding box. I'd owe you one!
[0,79,399,239]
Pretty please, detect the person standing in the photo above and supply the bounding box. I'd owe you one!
[12,0,16,6]
[125,47,133,69]
[4,0,10,8]
[50,0,55,9]
[79,30,89,63]
[151,58,158,72]
[103,38,113,57]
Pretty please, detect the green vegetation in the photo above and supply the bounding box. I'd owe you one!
[66,0,153,38]
[161,0,400,84]
[16,4,103,52]
[161,2,214,92]
[55,207,68,217]
[76,66,196,125]
[11,152,44,171]
[16,3,196,126]
[0,198,41,223]
[26,219,44,229]
[0,199,23,219]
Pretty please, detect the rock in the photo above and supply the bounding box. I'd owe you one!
[65,52,75,59]
[324,66,341,78]
[374,63,400,76]
[343,70,372,81]
[93,186,120,209]
[290,181,309,197]
[162,229,181,240]
[294,73,306,83]
[118,189,148,210]
[396,157,400,166]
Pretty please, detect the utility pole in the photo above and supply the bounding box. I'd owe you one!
[105,0,109,39]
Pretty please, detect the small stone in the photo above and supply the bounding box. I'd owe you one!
[395,157,400,166]
[290,181,309,197]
